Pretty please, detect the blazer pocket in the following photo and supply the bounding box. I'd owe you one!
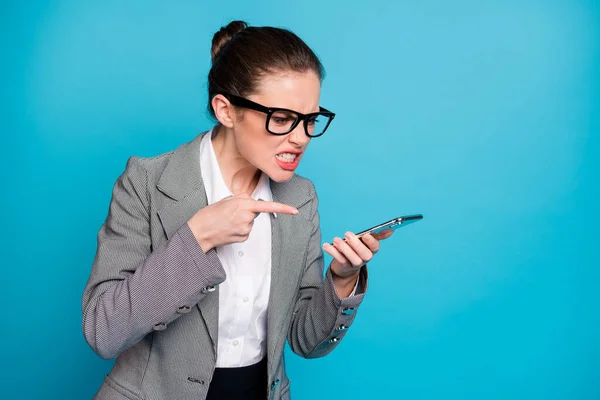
[98,374,144,400]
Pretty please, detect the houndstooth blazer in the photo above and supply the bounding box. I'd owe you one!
[82,129,368,400]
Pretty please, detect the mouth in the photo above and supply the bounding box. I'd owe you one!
[275,151,302,171]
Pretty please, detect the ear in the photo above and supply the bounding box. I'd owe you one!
[211,94,236,128]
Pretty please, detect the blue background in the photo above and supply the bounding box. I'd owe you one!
[2,0,599,398]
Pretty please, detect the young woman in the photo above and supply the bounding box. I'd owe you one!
[82,20,392,400]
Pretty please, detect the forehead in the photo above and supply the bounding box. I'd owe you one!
[250,70,321,113]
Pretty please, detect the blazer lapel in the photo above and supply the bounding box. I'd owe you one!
[267,180,314,373]
[156,130,220,350]
[156,190,207,240]
[155,130,208,241]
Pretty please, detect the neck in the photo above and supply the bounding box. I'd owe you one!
[211,125,261,196]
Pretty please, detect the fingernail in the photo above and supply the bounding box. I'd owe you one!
[344,232,354,240]
[293,209,299,215]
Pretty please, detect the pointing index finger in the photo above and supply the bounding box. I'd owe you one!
[250,199,299,216]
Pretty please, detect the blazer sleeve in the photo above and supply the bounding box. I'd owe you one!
[287,184,368,359]
[81,157,226,360]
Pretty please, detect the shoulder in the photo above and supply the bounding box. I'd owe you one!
[114,152,171,197]
[120,132,204,186]
[129,151,173,171]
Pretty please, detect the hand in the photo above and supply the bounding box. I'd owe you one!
[323,229,394,280]
[188,193,298,252]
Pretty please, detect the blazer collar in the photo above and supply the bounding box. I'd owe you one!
[156,131,206,201]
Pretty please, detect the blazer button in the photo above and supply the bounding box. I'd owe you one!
[342,307,355,315]
[328,337,340,343]
[153,322,167,331]
[335,324,349,331]
[271,379,281,390]
[201,285,216,294]
[177,306,191,314]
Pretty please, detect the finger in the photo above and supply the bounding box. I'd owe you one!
[360,233,380,254]
[236,221,253,237]
[252,198,268,219]
[248,199,299,216]
[322,242,349,266]
[231,233,250,243]
[344,232,373,262]
[372,229,394,241]
[332,237,364,267]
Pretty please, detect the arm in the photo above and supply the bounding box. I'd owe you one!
[287,187,368,359]
[81,157,226,360]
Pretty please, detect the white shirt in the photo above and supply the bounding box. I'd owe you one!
[199,127,360,367]
[199,128,273,367]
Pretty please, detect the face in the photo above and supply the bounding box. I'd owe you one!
[218,70,322,183]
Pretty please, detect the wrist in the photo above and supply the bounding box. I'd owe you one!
[187,220,214,253]
[330,267,360,298]
[330,266,360,286]
[197,236,214,254]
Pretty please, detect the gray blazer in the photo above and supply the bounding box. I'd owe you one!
[82,130,368,400]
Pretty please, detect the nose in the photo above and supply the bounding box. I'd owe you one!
[288,120,311,147]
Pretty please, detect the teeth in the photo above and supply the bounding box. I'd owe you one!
[276,153,297,163]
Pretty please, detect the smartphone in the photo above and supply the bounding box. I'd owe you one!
[355,214,423,238]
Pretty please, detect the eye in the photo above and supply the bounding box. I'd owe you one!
[271,111,296,126]
[272,117,292,125]
[307,116,319,126]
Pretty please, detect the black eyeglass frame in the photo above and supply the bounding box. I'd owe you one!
[217,93,336,138]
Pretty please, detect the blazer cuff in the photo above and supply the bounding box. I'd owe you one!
[350,266,367,296]
[176,222,227,286]
[326,265,368,306]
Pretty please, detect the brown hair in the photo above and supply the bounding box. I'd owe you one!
[207,20,325,118]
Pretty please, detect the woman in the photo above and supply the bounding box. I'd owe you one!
[82,20,392,400]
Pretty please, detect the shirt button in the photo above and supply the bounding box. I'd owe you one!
[232,340,239,346]
[238,251,244,257]
[243,296,249,303]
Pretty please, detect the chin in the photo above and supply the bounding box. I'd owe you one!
[265,169,295,183]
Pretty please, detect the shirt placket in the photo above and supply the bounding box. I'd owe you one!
[228,242,254,365]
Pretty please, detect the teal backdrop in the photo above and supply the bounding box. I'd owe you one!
[2,1,599,399]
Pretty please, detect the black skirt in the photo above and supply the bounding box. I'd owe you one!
[206,358,268,400]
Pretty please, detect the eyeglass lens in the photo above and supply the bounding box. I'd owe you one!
[268,110,330,136]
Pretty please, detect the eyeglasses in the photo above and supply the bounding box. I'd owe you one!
[218,93,335,138]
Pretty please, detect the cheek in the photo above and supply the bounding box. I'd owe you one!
[236,116,278,162]
[236,115,263,147]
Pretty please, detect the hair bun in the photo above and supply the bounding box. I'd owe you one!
[211,20,248,62]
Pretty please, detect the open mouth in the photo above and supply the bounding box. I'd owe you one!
[275,153,298,163]
[275,152,301,170]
